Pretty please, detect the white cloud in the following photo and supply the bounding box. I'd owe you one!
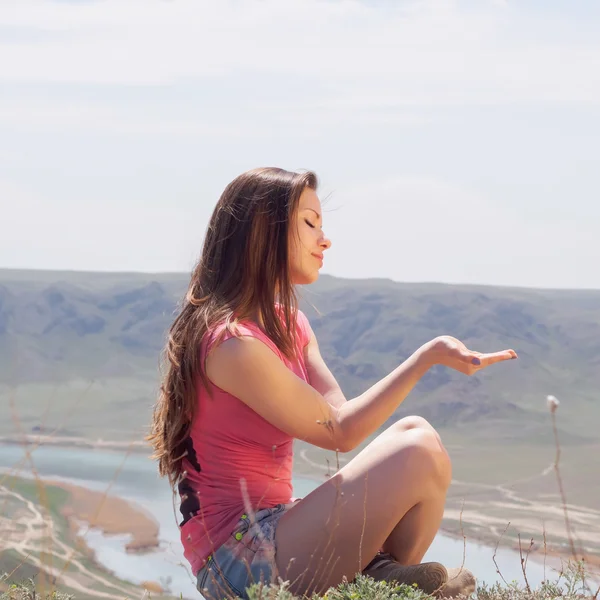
[0,99,265,136]
[319,176,600,288]
[1,1,599,288]
[1,0,599,106]
[3,171,599,288]
[0,177,201,273]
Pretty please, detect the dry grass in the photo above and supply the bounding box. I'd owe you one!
[1,383,599,600]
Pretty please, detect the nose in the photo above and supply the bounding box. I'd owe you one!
[319,231,332,250]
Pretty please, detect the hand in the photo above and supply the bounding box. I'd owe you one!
[424,335,518,376]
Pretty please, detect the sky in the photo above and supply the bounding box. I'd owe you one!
[1,0,599,289]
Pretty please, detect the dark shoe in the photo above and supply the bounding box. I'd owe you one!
[363,553,476,598]
[363,552,449,595]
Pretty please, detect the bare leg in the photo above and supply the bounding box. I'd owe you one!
[381,416,449,564]
[275,417,456,596]
[383,498,446,565]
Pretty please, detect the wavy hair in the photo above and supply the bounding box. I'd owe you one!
[147,167,318,486]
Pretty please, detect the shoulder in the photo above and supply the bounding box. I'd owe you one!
[209,333,272,366]
[205,331,292,398]
[202,308,311,367]
[202,319,275,358]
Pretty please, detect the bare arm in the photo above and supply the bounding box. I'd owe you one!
[206,332,516,453]
[302,325,430,448]
[336,348,430,449]
[207,335,348,451]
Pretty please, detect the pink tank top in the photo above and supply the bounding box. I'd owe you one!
[178,309,311,575]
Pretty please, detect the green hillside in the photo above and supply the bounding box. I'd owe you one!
[1,268,599,562]
[1,268,598,442]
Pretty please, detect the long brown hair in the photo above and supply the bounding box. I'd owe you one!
[147,167,318,486]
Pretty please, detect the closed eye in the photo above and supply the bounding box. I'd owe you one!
[304,219,315,229]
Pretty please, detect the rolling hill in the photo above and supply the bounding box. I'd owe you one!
[2,268,600,560]
[1,268,598,444]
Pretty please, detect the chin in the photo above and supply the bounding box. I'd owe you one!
[293,270,319,286]
[306,270,320,284]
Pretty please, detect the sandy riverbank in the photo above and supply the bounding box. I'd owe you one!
[5,435,598,582]
[300,466,600,580]
[49,479,160,553]
[0,474,169,598]
[0,434,149,453]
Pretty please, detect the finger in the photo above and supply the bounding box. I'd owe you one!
[479,350,518,366]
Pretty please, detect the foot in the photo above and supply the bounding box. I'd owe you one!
[436,567,477,599]
[362,553,448,595]
[363,553,476,598]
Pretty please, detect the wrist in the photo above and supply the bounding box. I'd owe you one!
[416,338,441,369]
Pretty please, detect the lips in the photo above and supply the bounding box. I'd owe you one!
[312,253,324,263]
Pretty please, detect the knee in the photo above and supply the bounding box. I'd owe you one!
[388,422,452,489]
[396,415,436,434]
[395,415,444,450]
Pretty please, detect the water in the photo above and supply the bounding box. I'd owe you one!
[0,443,566,598]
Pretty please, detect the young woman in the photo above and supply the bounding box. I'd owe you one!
[148,167,517,600]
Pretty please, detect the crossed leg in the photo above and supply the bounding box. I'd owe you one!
[275,416,471,596]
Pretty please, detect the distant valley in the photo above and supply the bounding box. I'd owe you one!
[1,268,599,559]
[1,268,599,442]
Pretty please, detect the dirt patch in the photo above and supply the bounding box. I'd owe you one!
[141,580,165,593]
[49,480,160,552]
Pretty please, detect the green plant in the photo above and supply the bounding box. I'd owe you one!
[246,575,431,600]
[0,574,73,600]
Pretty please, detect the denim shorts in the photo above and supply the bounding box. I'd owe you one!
[196,503,295,600]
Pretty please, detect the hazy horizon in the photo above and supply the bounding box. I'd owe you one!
[4,264,600,294]
[2,1,599,290]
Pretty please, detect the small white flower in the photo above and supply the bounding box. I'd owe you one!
[546,395,560,413]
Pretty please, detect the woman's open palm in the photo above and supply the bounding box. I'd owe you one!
[429,335,518,376]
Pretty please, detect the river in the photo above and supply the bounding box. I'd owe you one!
[0,443,563,598]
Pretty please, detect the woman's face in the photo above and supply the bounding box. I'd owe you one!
[288,187,331,285]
